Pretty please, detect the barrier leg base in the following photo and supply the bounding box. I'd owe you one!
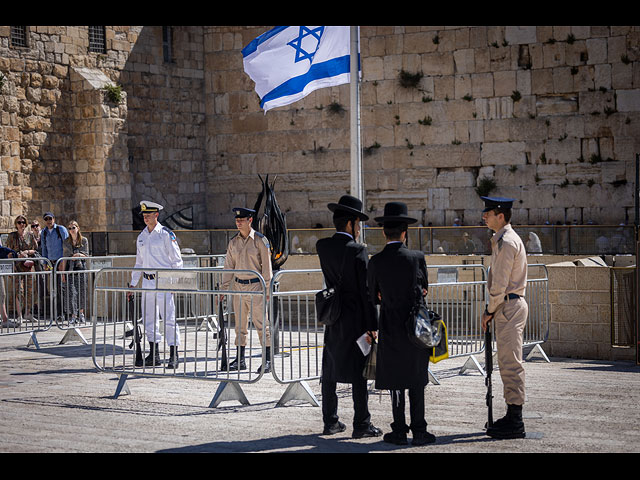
[198,315,219,334]
[27,332,40,349]
[459,355,486,376]
[59,327,89,345]
[428,368,440,385]
[114,374,131,398]
[525,344,551,362]
[276,381,319,407]
[209,381,250,408]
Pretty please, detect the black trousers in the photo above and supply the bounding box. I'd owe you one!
[390,387,426,434]
[322,375,371,430]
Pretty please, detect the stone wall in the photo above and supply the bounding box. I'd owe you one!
[206,26,640,229]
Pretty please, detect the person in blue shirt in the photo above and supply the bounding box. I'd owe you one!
[40,212,68,318]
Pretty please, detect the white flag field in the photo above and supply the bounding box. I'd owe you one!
[242,26,359,113]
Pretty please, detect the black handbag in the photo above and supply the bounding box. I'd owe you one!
[315,249,347,326]
[407,302,444,350]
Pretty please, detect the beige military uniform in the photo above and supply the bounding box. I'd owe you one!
[487,223,528,406]
[222,228,272,347]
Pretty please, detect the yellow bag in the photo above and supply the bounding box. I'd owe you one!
[429,320,449,363]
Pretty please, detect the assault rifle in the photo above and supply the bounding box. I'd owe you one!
[485,320,494,429]
[125,291,144,367]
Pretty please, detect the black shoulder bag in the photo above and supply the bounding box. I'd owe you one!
[315,248,348,327]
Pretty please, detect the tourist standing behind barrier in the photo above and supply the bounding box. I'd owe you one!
[316,195,381,439]
[7,215,38,323]
[367,202,435,446]
[41,212,69,318]
[480,196,528,439]
[221,207,272,374]
[0,246,18,326]
[129,201,183,369]
[60,221,89,325]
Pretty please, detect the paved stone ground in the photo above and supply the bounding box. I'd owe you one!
[1,326,639,454]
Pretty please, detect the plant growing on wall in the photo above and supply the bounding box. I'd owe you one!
[0,72,6,93]
[475,176,497,197]
[398,70,423,89]
[103,83,123,104]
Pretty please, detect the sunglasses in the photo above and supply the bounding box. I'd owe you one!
[68,226,77,230]
[31,224,39,228]
[16,221,26,225]
[44,217,53,221]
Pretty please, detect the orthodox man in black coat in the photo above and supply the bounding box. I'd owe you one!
[367,202,435,446]
[316,195,382,439]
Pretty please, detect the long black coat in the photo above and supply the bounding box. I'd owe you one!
[367,242,429,390]
[316,233,378,383]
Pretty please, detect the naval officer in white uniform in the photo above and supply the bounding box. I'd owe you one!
[129,201,183,368]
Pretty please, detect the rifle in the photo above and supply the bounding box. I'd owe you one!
[125,291,144,367]
[217,292,228,370]
[485,320,494,429]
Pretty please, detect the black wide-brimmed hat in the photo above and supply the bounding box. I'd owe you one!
[327,195,369,221]
[374,201,417,225]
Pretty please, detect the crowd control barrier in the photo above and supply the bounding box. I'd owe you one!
[91,267,270,407]
[0,257,54,348]
[52,254,226,345]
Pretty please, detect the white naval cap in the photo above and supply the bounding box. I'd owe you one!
[139,201,164,213]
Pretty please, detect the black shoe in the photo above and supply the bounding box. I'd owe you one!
[352,424,383,439]
[256,360,271,374]
[167,346,180,369]
[383,431,408,445]
[486,404,526,439]
[143,342,161,367]
[228,357,246,371]
[412,431,436,446]
[323,421,346,435]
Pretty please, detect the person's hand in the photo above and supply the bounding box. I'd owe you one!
[126,285,135,302]
[481,312,493,332]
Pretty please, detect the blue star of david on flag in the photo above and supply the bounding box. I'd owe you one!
[287,26,325,64]
[242,26,359,113]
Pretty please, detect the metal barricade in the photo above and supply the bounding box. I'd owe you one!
[523,264,550,362]
[0,257,54,348]
[91,267,269,407]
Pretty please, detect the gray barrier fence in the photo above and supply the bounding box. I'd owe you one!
[91,267,269,407]
[0,257,54,348]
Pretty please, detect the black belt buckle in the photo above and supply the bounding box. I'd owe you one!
[235,277,259,284]
[143,273,156,280]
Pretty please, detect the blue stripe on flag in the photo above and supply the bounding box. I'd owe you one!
[259,54,351,108]
[242,26,289,57]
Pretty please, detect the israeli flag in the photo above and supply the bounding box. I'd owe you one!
[242,26,358,113]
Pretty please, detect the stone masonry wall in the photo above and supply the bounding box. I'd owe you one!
[205,26,640,229]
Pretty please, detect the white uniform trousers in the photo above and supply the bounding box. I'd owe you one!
[141,277,180,346]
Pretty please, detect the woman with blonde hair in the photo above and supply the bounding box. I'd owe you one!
[61,220,90,324]
[7,215,38,323]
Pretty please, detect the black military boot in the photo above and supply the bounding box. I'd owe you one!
[487,404,525,439]
[167,345,180,369]
[144,342,162,367]
[256,347,271,374]
[228,346,247,371]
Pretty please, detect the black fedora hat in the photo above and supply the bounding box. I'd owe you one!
[374,201,417,224]
[328,195,369,221]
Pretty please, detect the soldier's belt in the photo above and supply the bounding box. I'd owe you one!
[235,277,260,284]
[504,293,522,301]
[143,273,156,280]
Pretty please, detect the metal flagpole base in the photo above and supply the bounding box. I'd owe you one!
[276,380,319,407]
[209,381,250,408]
[59,327,89,345]
[113,374,131,398]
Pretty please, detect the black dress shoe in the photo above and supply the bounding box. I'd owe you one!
[352,424,383,439]
[383,431,408,445]
[412,431,436,446]
[322,421,346,435]
[256,360,271,374]
[228,358,247,371]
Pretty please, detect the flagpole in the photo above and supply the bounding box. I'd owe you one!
[350,26,363,207]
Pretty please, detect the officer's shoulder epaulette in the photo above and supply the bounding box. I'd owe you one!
[162,226,177,242]
[255,231,270,248]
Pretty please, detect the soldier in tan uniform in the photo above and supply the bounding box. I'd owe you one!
[221,207,272,373]
[480,196,528,439]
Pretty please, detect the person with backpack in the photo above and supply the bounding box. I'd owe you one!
[41,212,69,318]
